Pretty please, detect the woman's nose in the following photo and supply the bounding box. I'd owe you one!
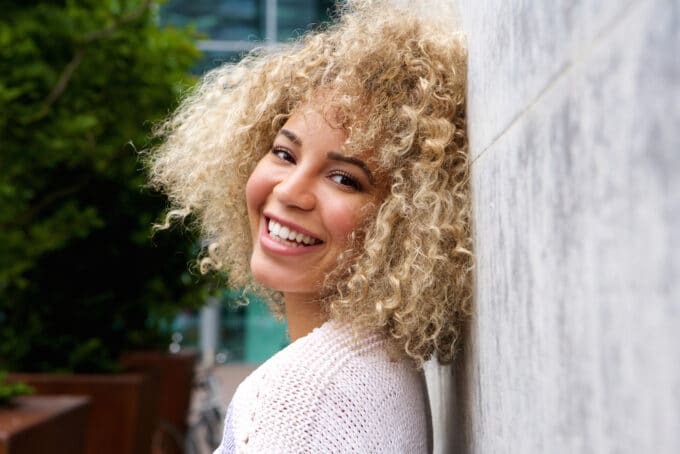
[272,169,316,211]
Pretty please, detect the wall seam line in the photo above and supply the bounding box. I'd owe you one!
[470,0,645,167]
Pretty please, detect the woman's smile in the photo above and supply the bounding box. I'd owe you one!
[259,214,324,255]
[267,218,320,247]
[245,104,379,299]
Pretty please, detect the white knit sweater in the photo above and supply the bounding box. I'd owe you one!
[214,320,431,453]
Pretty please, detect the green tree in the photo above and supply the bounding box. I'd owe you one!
[0,0,203,372]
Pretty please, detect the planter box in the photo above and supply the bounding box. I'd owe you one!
[7,373,157,454]
[120,350,198,454]
[0,395,89,454]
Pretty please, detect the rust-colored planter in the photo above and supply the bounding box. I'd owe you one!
[7,373,157,454]
[120,350,198,454]
[0,395,89,454]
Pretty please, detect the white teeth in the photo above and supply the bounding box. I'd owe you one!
[279,226,290,238]
[267,219,320,246]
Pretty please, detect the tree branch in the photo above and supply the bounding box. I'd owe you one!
[31,0,154,121]
[82,0,153,43]
[41,49,85,111]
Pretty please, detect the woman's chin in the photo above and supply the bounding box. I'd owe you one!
[250,258,307,295]
[251,270,325,305]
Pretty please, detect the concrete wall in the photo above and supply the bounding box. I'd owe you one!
[421,0,680,452]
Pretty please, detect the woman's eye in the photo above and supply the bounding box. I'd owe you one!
[271,147,295,163]
[330,172,362,191]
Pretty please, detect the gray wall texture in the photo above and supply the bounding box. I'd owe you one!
[419,0,680,452]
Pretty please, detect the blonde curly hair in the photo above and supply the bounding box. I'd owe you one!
[148,1,472,367]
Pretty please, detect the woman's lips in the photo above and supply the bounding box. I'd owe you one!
[259,216,323,256]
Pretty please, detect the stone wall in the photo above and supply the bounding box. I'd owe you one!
[420,0,680,452]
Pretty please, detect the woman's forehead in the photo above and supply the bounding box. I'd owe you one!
[280,106,348,148]
[286,109,382,168]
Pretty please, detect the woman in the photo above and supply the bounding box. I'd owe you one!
[149,1,472,452]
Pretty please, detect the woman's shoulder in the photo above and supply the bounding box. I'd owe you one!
[231,319,427,404]
[262,320,421,386]
[224,320,429,452]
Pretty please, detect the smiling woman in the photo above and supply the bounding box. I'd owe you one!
[247,105,383,339]
[147,0,471,452]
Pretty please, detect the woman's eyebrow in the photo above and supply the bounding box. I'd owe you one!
[327,152,376,186]
[279,129,302,145]
[279,128,375,186]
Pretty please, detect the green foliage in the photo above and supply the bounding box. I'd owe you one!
[0,370,34,406]
[0,0,204,372]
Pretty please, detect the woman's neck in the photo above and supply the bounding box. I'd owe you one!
[283,292,327,342]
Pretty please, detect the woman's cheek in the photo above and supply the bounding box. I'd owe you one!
[245,162,271,211]
[327,198,365,244]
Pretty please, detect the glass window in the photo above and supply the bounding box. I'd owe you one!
[161,0,338,72]
[278,0,330,41]
[161,0,263,40]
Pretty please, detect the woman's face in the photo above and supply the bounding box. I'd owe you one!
[246,105,381,301]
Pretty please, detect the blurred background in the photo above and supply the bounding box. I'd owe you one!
[0,0,337,373]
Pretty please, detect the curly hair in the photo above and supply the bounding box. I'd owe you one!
[147,0,472,367]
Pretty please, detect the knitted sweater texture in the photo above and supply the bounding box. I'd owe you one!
[214,320,430,453]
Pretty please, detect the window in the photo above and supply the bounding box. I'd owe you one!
[161,0,336,73]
